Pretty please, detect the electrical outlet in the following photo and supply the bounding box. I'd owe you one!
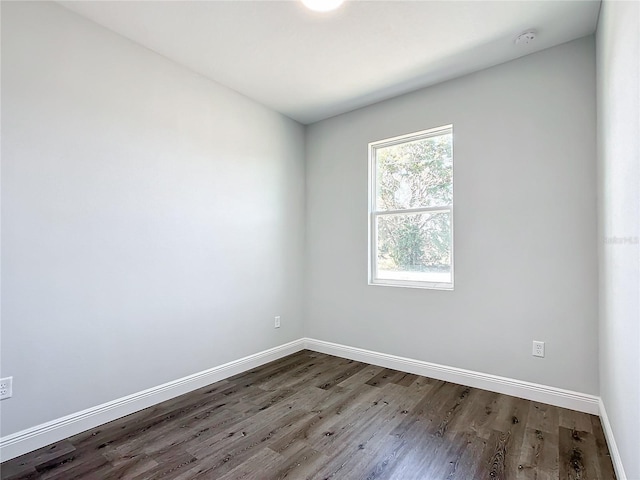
[0,377,13,400]
[532,341,545,358]
[274,316,281,328]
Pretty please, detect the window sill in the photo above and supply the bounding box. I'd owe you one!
[369,279,454,291]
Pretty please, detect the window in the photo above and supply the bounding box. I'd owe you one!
[369,125,453,289]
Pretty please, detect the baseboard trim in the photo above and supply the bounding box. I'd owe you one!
[303,338,600,415]
[0,337,608,465]
[599,398,628,480]
[0,339,306,462]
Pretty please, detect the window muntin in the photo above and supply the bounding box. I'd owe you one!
[369,125,453,289]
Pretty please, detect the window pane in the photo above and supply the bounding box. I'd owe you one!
[376,132,452,211]
[376,211,451,284]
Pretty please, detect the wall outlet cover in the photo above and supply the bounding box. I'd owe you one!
[0,376,13,400]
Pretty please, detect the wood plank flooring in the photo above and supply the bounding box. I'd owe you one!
[1,350,616,479]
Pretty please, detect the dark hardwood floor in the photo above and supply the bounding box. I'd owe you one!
[1,350,616,479]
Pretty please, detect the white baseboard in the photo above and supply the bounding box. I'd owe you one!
[0,339,306,462]
[303,338,600,415]
[0,337,609,466]
[599,399,628,480]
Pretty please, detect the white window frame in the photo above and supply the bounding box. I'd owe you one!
[368,125,454,290]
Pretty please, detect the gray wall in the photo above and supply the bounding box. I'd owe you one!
[596,1,640,478]
[1,1,305,436]
[305,37,599,395]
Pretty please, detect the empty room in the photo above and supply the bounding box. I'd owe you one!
[1,0,638,478]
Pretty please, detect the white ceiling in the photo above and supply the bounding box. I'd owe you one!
[59,0,601,124]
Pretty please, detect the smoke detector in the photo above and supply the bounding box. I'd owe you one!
[515,31,537,45]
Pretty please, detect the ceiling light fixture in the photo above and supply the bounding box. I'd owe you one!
[301,0,344,13]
